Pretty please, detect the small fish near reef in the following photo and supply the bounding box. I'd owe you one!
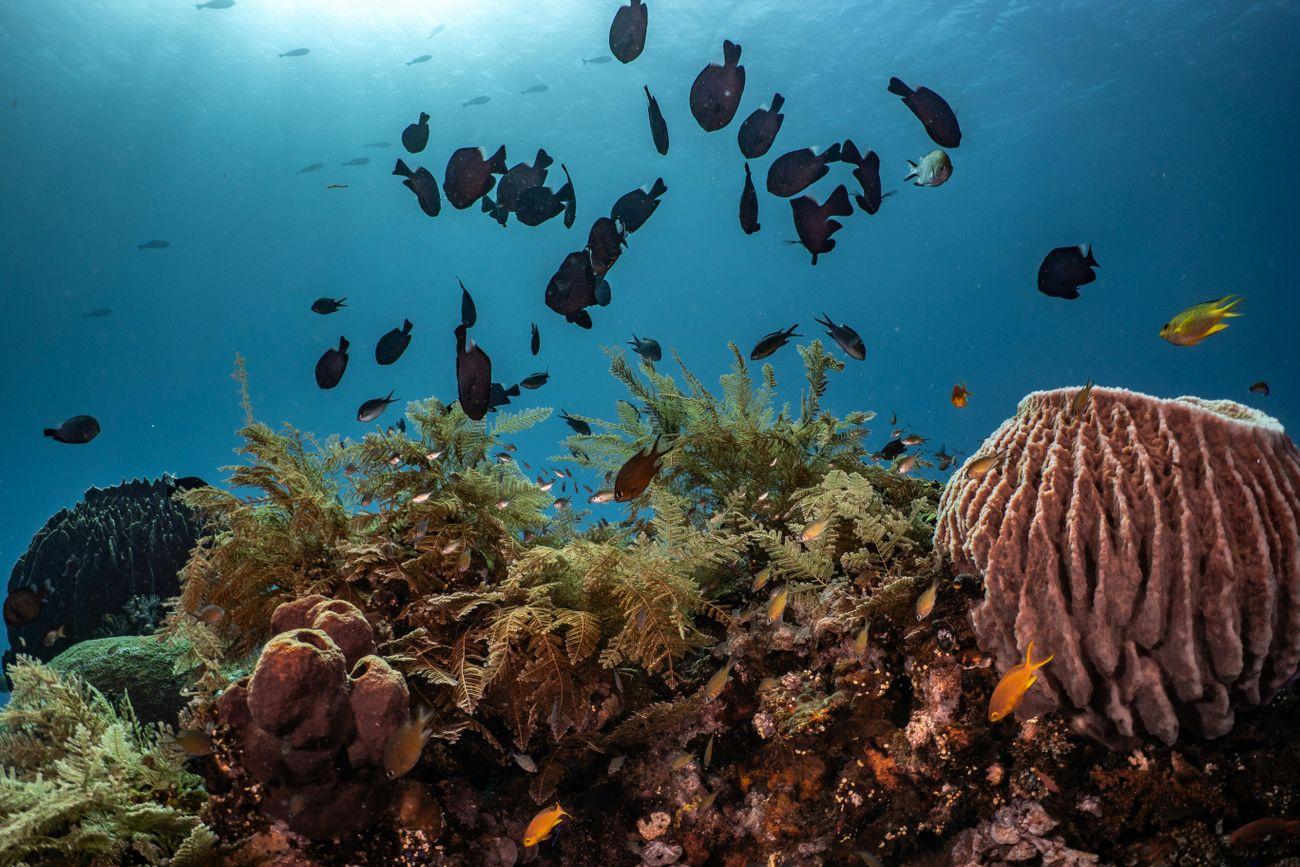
[384,706,434,779]
[43,625,65,647]
[1160,295,1242,346]
[905,149,952,187]
[967,451,1004,477]
[1250,381,1270,396]
[915,578,938,620]
[4,587,45,628]
[44,414,100,444]
[1227,817,1300,847]
[988,641,1054,722]
[750,324,799,360]
[375,319,414,365]
[523,803,572,848]
[358,390,399,423]
[315,337,349,389]
[841,140,892,214]
[614,435,672,501]
[628,334,661,362]
[703,659,734,701]
[168,728,214,756]
[1070,380,1094,416]
[768,584,789,623]
[951,383,971,408]
[814,314,865,360]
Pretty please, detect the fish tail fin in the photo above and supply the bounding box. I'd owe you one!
[854,193,869,211]
[814,313,832,330]
[386,389,397,401]
[743,161,752,179]
[887,76,911,97]
[487,145,507,173]
[722,39,742,67]
[536,148,553,170]
[43,428,57,438]
[770,92,784,113]
[825,185,852,216]
[643,84,652,99]
[338,336,349,351]
[1080,243,1098,268]
[506,384,521,397]
[866,150,880,169]
[337,297,347,306]
[1217,295,1243,316]
[786,323,801,337]
[481,194,495,213]
[905,160,918,181]
[881,189,896,199]
[840,139,861,165]
[419,112,429,124]
[822,142,843,163]
[402,319,413,334]
[650,177,667,198]
[393,159,412,177]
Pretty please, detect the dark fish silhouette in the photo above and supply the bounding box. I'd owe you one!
[587,217,627,276]
[531,323,540,355]
[1037,244,1099,300]
[559,410,591,435]
[614,436,671,501]
[364,141,391,148]
[462,95,490,107]
[515,164,575,228]
[443,145,506,209]
[44,415,100,444]
[487,382,520,411]
[766,144,841,197]
[610,178,666,234]
[521,371,550,390]
[790,184,853,265]
[195,0,234,9]
[737,93,784,158]
[459,279,477,327]
[594,278,612,307]
[297,163,324,174]
[887,76,962,148]
[279,48,309,57]
[455,323,492,420]
[750,324,799,360]
[137,239,170,250]
[83,308,113,318]
[739,162,760,234]
[545,250,600,327]
[1250,381,1270,396]
[644,85,669,155]
[326,184,348,189]
[393,159,442,218]
[495,148,553,215]
[358,390,398,422]
[521,84,550,94]
[841,140,892,214]
[311,297,346,315]
[689,40,744,132]
[407,55,432,66]
[342,157,370,166]
[582,55,613,65]
[879,438,906,460]
[628,335,661,362]
[315,337,349,389]
[609,0,647,63]
[814,314,865,360]
[376,319,413,365]
[402,112,430,153]
[3,587,44,628]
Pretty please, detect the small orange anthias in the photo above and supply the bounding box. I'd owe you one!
[613,435,672,502]
[523,803,571,848]
[988,641,1053,722]
[951,383,971,408]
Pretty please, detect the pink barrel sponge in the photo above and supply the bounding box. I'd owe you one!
[935,386,1300,744]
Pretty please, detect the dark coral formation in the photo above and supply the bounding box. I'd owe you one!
[4,475,203,675]
[216,595,409,841]
[935,387,1300,745]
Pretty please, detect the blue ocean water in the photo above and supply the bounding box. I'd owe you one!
[2,0,1298,668]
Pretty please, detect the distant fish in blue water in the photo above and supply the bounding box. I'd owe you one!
[1250,381,1270,396]
[530,323,540,355]
[311,297,346,315]
[750,325,799,361]
[325,183,348,189]
[315,337,349,389]
[458,279,477,327]
[790,184,852,265]
[44,414,100,444]
[611,178,666,234]
[582,55,613,65]
[739,163,760,234]
[887,76,962,148]
[462,95,491,107]
[195,0,234,9]
[516,164,575,228]
[520,371,549,390]
[402,112,430,153]
[406,55,432,66]
[737,93,784,159]
[558,410,591,435]
[520,84,550,94]
[766,144,841,197]
[905,149,952,187]
[628,335,661,362]
[279,48,309,58]
[297,162,324,174]
[393,158,442,218]
[364,141,391,148]
[428,24,445,38]
[137,239,170,250]
[690,40,744,132]
[358,390,398,423]
[609,0,647,63]
[341,157,370,166]
[443,145,506,209]
[83,307,113,318]
[814,314,866,361]
[1037,244,1098,300]
[587,217,626,276]
[376,319,413,365]
[644,86,669,155]
[840,140,892,215]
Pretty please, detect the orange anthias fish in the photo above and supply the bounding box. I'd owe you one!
[988,641,1054,722]
[1159,294,1242,346]
[951,383,971,408]
[1069,380,1094,416]
[384,706,434,779]
[522,803,571,847]
[614,435,673,502]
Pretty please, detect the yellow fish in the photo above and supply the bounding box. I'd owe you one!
[854,623,870,655]
[383,706,434,779]
[768,584,789,623]
[168,728,214,756]
[522,802,571,848]
[751,566,772,592]
[703,659,733,701]
[800,517,830,543]
[1070,380,1094,417]
[915,578,938,620]
[1160,295,1242,346]
[988,641,1054,722]
[703,734,714,767]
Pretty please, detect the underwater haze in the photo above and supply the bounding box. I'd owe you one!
[3,0,1299,668]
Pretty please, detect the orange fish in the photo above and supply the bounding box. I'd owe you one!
[522,803,571,847]
[613,435,672,502]
[988,641,1053,722]
[951,383,971,408]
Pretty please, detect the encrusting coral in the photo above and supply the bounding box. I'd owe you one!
[935,386,1300,745]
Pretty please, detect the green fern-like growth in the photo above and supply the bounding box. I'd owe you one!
[0,657,211,867]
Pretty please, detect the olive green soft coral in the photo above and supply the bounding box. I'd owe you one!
[0,657,211,867]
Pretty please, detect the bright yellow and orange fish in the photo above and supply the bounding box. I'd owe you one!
[523,803,571,847]
[951,383,971,408]
[768,584,789,623]
[988,641,1054,722]
[1160,295,1242,346]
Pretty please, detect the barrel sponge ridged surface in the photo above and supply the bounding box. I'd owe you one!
[934,386,1300,745]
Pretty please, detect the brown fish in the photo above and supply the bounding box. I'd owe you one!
[3,587,44,628]
[1070,380,1094,416]
[613,435,672,501]
[392,159,442,218]
[766,143,842,197]
[790,184,852,265]
[169,728,214,756]
[689,40,745,132]
[608,0,647,64]
[494,148,553,214]
[841,140,891,214]
[43,625,66,647]
[610,178,667,234]
[1249,381,1270,396]
[443,145,507,210]
[384,706,434,779]
[455,323,492,420]
[587,217,627,276]
[887,76,962,148]
[1227,817,1300,847]
[545,250,601,328]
